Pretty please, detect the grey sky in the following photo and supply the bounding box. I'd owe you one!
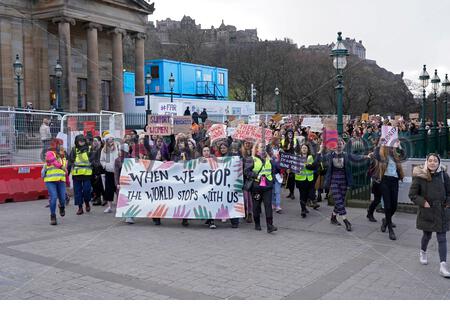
[151,0,450,82]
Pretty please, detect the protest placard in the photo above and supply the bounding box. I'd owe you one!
[116,156,245,220]
[361,113,369,121]
[279,153,306,173]
[207,124,227,143]
[232,124,272,144]
[301,117,323,132]
[147,115,172,136]
[172,116,192,135]
[271,114,283,122]
[248,115,260,125]
[228,119,245,128]
[381,125,398,146]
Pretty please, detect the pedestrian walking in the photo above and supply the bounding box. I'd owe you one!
[373,144,404,240]
[244,142,278,233]
[241,139,254,223]
[69,134,93,215]
[91,136,106,206]
[295,144,316,218]
[100,134,119,214]
[409,153,450,278]
[42,150,67,225]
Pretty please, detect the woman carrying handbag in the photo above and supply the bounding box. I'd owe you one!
[409,153,450,278]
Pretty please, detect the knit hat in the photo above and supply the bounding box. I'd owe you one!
[45,151,56,163]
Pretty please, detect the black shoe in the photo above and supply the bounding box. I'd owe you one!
[392,222,397,228]
[267,225,278,233]
[76,207,84,215]
[85,203,91,213]
[317,194,322,202]
[301,212,307,218]
[50,216,57,225]
[343,219,352,232]
[305,208,310,214]
[92,199,102,206]
[231,224,239,229]
[286,193,293,199]
[376,208,385,213]
[388,227,397,240]
[59,206,65,217]
[153,219,161,226]
[366,211,377,222]
[381,218,387,233]
[330,215,341,226]
[290,194,295,200]
[312,203,320,210]
[181,219,189,227]
[255,224,262,231]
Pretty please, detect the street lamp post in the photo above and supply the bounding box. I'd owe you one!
[419,65,430,157]
[145,72,152,116]
[169,72,175,103]
[274,87,280,113]
[431,69,440,154]
[442,74,450,158]
[331,32,349,137]
[13,54,23,108]
[55,60,63,111]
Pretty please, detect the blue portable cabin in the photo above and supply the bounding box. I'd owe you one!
[144,59,228,100]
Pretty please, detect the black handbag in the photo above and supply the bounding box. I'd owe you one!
[243,165,263,192]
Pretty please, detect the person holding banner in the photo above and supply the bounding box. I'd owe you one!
[100,135,120,214]
[294,144,316,218]
[68,134,94,216]
[241,140,254,223]
[244,143,278,233]
[201,146,218,229]
[282,129,297,200]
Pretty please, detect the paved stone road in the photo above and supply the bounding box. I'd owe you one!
[0,189,449,300]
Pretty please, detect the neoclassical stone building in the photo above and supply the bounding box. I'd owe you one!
[0,0,154,112]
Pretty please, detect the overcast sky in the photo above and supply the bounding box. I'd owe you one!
[151,0,450,82]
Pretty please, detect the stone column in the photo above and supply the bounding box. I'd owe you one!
[0,19,14,106]
[85,23,102,113]
[110,28,126,112]
[53,17,76,112]
[33,21,50,109]
[134,33,146,97]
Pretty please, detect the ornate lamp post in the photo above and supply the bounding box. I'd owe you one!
[145,72,152,116]
[55,60,63,111]
[274,87,280,113]
[169,72,175,103]
[442,74,450,157]
[331,32,349,136]
[431,69,440,153]
[419,65,430,157]
[13,54,23,108]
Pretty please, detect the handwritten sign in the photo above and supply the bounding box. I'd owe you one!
[280,153,306,173]
[207,124,227,144]
[361,113,369,121]
[147,115,172,136]
[116,157,245,220]
[232,124,272,144]
[301,117,323,132]
[172,116,192,135]
[381,125,398,147]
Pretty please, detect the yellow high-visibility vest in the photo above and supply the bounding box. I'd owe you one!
[72,148,92,176]
[44,158,67,182]
[295,155,314,182]
[252,156,273,182]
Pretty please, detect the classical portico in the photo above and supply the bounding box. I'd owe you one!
[0,0,154,112]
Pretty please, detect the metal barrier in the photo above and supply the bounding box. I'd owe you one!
[0,109,62,165]
[60,111,125,148]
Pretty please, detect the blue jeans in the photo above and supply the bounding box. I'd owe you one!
[45,181,66,217]
[73,178,92,206]
[272,179,281,208]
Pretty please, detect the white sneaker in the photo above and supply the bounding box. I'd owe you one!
[125,217,135,224]
[104,207,112,214]
[419,250,428,265]
[440,262,450,278]
[209,223,217,229]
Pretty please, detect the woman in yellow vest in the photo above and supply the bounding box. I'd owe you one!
[244,142,278,233]
[68,134,93,215]
[42,151,67,225]
[295,144,316,218]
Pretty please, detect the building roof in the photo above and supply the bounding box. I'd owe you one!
[131,0,155,13]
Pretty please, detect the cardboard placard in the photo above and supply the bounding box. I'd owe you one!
[172,116,192,135]
[361,113,369,121]
[207,124,227,144]
[301,117,323,132]
[147,115,172,136]
[232,124,272,144]
[279,153,306,173]
[381,125,398,146]
[271,114,283,122]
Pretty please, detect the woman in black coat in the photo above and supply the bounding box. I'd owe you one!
[409,153,450,278]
